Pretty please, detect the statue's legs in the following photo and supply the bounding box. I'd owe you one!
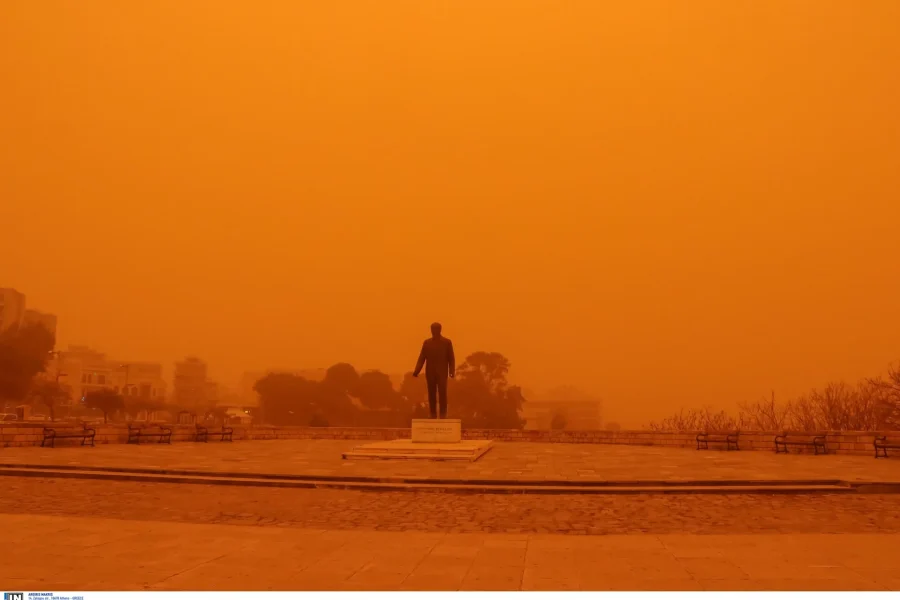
[426,376,449,419]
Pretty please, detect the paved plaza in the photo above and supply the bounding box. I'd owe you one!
[4,474,900,536]
[2,439,899,590]
[1,439,898,483]
[2,513,899,591]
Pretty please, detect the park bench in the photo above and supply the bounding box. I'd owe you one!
[127,423,173,445]
[696,431,740,451]
[874,436,900,459]
[774,433,827,455]
[41,423,96,448]
[195,422,234,443]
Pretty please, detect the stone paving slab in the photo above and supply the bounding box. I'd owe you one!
[1,513,897,590]
[1,439,898,483]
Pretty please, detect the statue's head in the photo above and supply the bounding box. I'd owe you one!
[430,322,442,337]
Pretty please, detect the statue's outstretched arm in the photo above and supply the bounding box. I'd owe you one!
[413,342,426,376]
[448,341,456,378]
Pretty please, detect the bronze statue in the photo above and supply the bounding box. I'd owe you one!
[413,322,455,419]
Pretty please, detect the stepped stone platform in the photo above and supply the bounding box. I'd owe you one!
[342,439,494,461]
[341,419,492,462]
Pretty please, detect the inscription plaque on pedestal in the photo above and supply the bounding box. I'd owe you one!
[411,418,461,443]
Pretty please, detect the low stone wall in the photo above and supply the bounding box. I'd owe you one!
[0,422,892,456]
[471,429,886,456]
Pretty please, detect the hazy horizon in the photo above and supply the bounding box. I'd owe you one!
[3,1,898,427]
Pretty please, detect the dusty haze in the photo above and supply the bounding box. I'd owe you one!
[2,1,898,426]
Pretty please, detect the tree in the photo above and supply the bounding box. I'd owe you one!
[787,380,890,431]
[254,373,319,426]
[452,352,526,429]
[85,388,124,424]
[126,395,166,422]
[490,384,528,429]
[869,362,900,429]
[323,363,360,393]
[357,370,406,412]
[647,359,900,432]
[648,407,741,432]
[252,352,526,428]
[737,391,788,431]
[29,380,70,422]
[0,323,55,401]
[317,363,362,424]
[456,352,511,393]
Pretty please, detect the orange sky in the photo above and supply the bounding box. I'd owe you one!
[2,1,898,425]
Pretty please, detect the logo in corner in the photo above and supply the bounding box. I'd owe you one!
[5,593,24,600]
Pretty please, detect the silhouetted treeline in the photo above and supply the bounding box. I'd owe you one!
[649,362,900,432]
[254,351,527,429]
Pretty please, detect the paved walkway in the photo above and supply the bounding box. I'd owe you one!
[2,514,897,591]
[6,476,900,535]
[2,440,897,483]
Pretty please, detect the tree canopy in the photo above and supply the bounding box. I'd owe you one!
[254,351,527,429]
[649,361,900,432]
[28,380,69,421]
[85,388,125,423]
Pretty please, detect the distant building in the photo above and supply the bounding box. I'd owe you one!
[0,288,57,341]
[116,362,167,401]
[523,400,603,430]
[0,288,26,332]
[173,357,211,408]
[55,346,167,405]
[56,346,110,405]
[205,380,219,405]
[522,386,603,430]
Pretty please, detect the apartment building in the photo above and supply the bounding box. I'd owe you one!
[0,288,26,332]
[173,357,214,408]
[56,346,166,404]
[0,288,57,339]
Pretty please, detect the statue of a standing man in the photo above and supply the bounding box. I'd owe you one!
[413,322,455,419]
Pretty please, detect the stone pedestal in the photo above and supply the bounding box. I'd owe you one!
[343,418,492,461]
[411,418,461,443]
